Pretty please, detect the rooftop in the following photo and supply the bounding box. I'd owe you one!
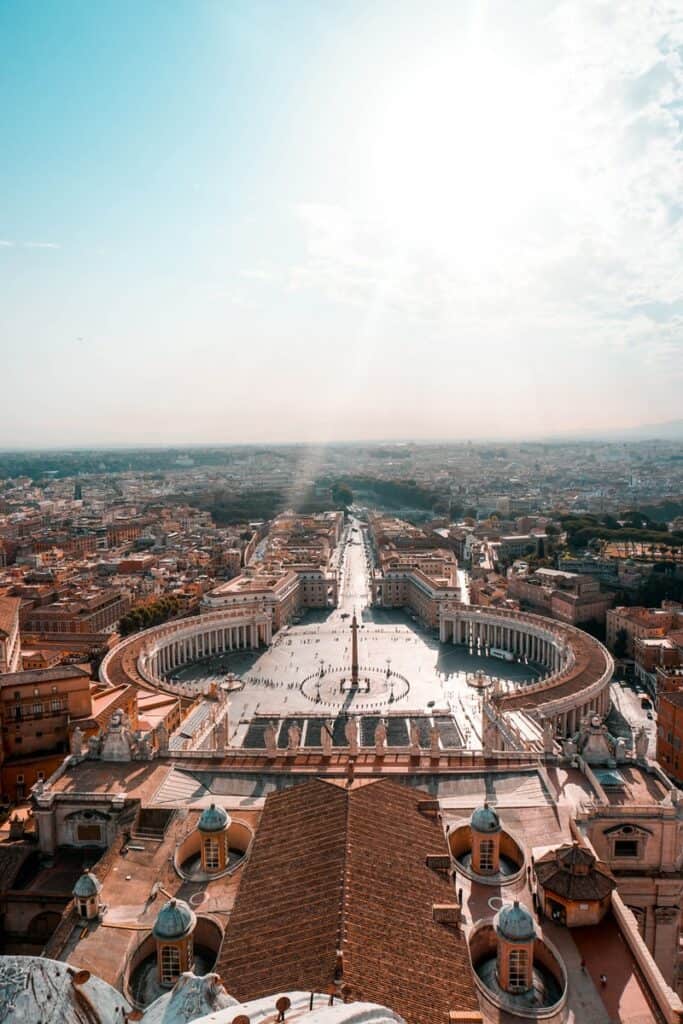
[217,778,479,1024]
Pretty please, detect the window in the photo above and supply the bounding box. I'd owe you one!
[204,836,220,870]
[479,838,495,872]
[614,840,639,857]
[508,948,529,992]
[77,824,103,843]
[160,945,181,986]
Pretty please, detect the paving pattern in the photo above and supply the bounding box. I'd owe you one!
[167,518,541,752]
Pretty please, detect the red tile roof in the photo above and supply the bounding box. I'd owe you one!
[217,778,479,1024]
[0,596,20,638]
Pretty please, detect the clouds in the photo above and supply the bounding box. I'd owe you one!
[0,240,61,249]
[284,0,683,384]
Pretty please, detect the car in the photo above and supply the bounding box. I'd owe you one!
[646,711,653,720]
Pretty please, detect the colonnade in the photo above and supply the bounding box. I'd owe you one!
[440,613,563,673]
[548,689,611,738]
[438,606,614,738]
[143,615,272,681]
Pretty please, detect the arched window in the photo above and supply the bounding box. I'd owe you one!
[161,945,181,986]
[479,838,495,872]
[508,948,528,992]
[204,836,220,870]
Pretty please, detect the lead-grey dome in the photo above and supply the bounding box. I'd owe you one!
[495,900,536,942]
[73,870,101,898]
[470,802,501,833]
[198,803,230,833]
[153,898,196,940]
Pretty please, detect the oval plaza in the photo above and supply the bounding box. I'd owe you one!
[100,516,613,756]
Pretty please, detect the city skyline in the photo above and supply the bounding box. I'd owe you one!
[2,0,683,446]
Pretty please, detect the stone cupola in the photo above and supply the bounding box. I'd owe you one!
[494,900,536,994]
[72,870,102,920]
[198,802,231,874]
[470,802,502,875]
[153,897,196,987]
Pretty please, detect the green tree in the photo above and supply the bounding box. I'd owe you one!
[613,628,629,659]
[332,483,354,507]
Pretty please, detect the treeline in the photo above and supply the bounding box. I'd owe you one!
[119,596,181,637]
[562,514,683,551]
[322,476,441,511]
[185,486,341,526]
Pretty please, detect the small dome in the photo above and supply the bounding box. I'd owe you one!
[470,802,501,833]
[496,900,536,942]
[153,898,196,940]
[73,870,101,898]
[198,803,230,833]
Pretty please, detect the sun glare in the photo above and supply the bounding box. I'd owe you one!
[367,52,562,263]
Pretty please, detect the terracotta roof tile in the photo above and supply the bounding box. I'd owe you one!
[217,778,479,1024]
[0,596,20,638]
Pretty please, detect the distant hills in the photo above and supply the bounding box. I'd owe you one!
[538,420,683,444]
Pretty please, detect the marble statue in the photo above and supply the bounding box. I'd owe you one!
[70,725,84,757]
[345,716,359,756]
[409,722,421,756]
[635,725,649,760]
[374,719,387,757]
[287,722,301,753]
[542,717,555,754]
[430,723,440,759]
[264,720,277,757]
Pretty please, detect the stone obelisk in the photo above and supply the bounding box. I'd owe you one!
[351,610,359,687]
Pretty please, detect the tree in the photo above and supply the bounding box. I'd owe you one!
[613,628,629,660]
[332,483,354,508]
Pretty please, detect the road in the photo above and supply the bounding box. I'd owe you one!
[609,681,657,757]
[336,517,371,616]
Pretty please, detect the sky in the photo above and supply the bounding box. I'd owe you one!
[1,0,682,447]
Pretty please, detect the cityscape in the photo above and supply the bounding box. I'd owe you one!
[3,3,683,1024]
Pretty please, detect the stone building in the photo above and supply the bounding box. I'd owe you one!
[0,596,21,674]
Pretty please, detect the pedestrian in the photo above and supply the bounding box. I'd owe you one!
[600,974,607,987]
[580,959,586,973]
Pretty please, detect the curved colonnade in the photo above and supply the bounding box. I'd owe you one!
[440,604,613,735]
[100,601,613,738]
[100,604,272,697]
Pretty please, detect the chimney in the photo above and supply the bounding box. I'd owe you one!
[432,903,462,928]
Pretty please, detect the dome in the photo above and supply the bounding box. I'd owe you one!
[471,802,501,833]
[153,898,196,940]
[0,956,130,1024]
[198,802,230,833]
[73,870,101,898]
[495,900,536,942]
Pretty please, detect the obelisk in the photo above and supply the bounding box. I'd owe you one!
[351,609,359,686]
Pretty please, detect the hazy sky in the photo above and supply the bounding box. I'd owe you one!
[1,0,682,447]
